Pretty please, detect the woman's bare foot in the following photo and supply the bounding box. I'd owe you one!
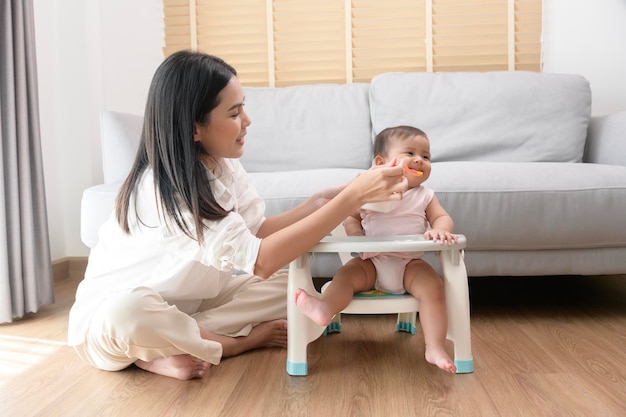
[294,288,333,326]
[425,345,457,373]
[135,354,211,380]
[210,319,288,357]
[247,319,288,349]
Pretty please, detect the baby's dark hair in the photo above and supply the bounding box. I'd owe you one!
[373,125,428,158]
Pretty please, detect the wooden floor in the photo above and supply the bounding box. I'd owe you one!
[1,274,625,417]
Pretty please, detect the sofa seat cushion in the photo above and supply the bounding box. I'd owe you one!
[429,162,626,251]
[248,168,363,217]
[369,71,591,163]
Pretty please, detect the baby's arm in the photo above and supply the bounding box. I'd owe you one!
[343,213,364,236]
[424,195,458,245]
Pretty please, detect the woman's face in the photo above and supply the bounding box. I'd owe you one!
[193,76,251,166]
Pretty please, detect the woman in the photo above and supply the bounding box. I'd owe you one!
[68,51,407,380]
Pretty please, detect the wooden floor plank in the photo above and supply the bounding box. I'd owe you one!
[1,275,625,417]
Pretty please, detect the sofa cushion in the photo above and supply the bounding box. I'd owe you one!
[429,161,626,251]
[240,83,372,172]
[369,72,592,163]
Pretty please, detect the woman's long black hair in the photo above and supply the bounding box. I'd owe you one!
[115,50,236,242]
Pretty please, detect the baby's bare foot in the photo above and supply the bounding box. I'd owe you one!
[135,354,211,380]
[294,288,333,326]
[425,346,457,374]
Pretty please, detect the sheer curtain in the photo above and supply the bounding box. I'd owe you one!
[0,0,54,323]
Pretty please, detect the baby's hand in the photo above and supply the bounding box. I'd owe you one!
[424,229,458,246]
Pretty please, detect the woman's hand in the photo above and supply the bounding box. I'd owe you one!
[257,184,348,238]
[255,160,405,278]
[309,184,347,211]
[348,158,408,205]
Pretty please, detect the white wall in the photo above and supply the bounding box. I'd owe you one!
[33,0,626,260]
[34,0,163,259]
[542,0,626,116]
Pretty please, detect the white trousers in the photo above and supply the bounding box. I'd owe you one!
[74,270,288,371]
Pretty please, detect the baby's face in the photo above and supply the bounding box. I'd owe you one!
[377,134,431,187]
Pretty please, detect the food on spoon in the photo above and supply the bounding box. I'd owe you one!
[404,165,423,176]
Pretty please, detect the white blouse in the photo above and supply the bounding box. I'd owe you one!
[68,158,266,346]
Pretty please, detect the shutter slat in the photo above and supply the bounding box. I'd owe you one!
[163,0,542,85]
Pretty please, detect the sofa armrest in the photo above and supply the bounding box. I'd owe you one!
[584,110,626,166]
[100,111,143,184]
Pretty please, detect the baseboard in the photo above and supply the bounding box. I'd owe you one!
[52,257,88,282]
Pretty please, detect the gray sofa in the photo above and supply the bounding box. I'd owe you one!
[81,71,626,278]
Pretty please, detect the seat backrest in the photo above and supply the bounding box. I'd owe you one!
[100,111,143,184]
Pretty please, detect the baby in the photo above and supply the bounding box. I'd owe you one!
[296,125,458,373]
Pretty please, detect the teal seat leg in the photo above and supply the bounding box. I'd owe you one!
[396,312,417,334]
[286,361,308,376]
[454,358,474,374]
[324,313,342,335]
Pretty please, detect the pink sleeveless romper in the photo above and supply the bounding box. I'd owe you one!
[360,186,434,294]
